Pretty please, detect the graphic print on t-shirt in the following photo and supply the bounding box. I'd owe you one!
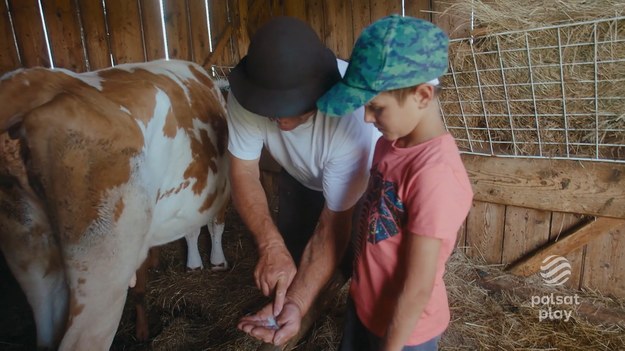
[353,169,405,281]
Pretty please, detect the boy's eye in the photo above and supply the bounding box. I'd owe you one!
[366,105,383,114]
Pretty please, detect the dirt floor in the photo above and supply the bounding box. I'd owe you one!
[1,209,624,350]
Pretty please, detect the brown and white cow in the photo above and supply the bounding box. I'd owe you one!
[0,59,230,350]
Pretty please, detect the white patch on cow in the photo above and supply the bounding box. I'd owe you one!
[115,60,208,104]
[120,105,130,115]
[130,87,226,247]
[50,67,105,91]
[0,68,25,81]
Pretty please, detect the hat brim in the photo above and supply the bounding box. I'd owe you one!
[228,50,340,118]
[316,80,377,117]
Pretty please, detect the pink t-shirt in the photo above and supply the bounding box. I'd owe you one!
[350,133,473,345]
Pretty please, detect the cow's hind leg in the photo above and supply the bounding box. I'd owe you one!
[2,248,68,349]
[184,230,203,271]
[208,205,228,271]
[130,247,158,342]
[58,242,144,350]
[0,190,68,349]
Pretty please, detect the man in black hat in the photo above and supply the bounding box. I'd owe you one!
[227,17,379,346]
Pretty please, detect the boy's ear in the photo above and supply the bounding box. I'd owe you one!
[412,84,435,107]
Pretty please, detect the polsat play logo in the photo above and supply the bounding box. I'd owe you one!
[540,255,572,286]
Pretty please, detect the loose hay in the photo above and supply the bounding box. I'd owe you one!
[438,0,625,161]
[110,209,625,350]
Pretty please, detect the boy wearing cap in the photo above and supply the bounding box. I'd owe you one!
[228,17,380,346]
[317,15,473,351]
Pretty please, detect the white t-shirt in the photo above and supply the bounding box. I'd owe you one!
[227,61,380,212]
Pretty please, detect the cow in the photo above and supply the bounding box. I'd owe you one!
[0,59,230,350]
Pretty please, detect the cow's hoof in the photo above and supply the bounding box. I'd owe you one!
[185,266,203,273]
[210,262,228,271]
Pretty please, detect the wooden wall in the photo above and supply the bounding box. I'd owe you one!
[0,0,435,75]
[1,0,624,299]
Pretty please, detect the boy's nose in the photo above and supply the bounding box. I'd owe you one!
[363,110,376,124]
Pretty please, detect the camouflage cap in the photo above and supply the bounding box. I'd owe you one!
[317,15,449,117]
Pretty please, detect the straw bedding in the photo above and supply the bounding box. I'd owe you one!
[107,208,625,351]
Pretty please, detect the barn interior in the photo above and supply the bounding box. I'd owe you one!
[0,0,624,350]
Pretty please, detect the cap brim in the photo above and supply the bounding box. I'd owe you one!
[316,80,377,117]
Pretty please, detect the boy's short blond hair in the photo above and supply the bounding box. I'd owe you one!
[386,84,442,105]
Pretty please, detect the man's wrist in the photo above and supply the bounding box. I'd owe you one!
[257,233,287,253]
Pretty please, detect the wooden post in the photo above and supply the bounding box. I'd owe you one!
[105,0,145,64]
[41,0,86,72]
[140,0,166,61]
[9,0,50,68]
[77,0,112,70]
[0,0,21,73]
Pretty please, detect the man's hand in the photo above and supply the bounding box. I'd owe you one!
[255,241,297,315]
[238,301,303,346]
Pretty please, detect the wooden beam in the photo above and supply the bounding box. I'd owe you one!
[203,24,232,67]
[462,155,625,219]
[507,217,624,277]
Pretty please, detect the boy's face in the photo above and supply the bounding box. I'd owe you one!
[364,90,420,141]
[363,84,436,143]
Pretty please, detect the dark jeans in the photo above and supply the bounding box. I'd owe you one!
[277,170,352,277]
[339,298,440,351]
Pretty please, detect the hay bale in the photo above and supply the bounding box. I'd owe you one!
[439,0,625,160]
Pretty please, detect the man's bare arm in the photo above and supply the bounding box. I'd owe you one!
[229,152,296,311]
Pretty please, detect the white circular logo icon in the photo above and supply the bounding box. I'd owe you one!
[540,255,571,286]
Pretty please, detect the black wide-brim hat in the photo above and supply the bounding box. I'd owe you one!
[228,16,341,118]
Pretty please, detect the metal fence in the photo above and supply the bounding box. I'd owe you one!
[440,16,625,163]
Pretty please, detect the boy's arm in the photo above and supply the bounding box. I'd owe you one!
[382,233,442,351]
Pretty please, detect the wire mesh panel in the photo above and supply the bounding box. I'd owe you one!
[440,16,625,163]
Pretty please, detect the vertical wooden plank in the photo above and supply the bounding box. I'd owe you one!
[187,0,210,65]
[431,0,470,39]
[0,0,21,73]
[234,0,250,58]
[283,0,307,22]
[41,0,86,72]
[270,0,283,16]
[9,0,50,68]
[210,0,235,65]
[550,212,586,290]
[227,0,241,62]
[404,0,431,22]
[246,0,272,42]
[455,218,467,254]
[77,0,111,70]
[305,0,325,43]
[163,0,190,60]
[139,0,166,61]
[370,0,401,22]
[583,220,625,298]
[105,0,145,64]
[501,206,551,265]
[351,0,371,45]
[465,201,505,264]
[323,0,353,60]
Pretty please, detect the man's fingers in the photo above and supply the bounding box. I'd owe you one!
[273,324,296,346]
[272,277,287,315]
[261,281,271,297]
[250,326,275,343]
